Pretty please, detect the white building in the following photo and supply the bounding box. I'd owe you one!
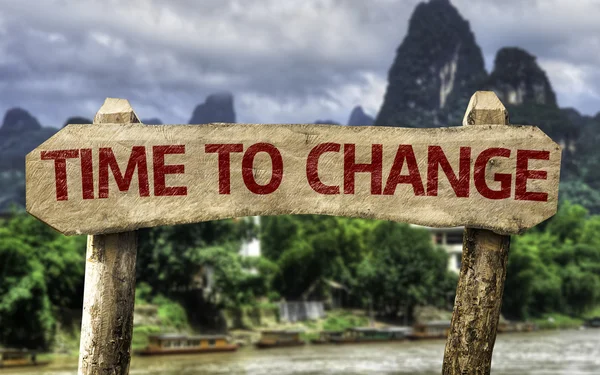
[239,216,261,257]
[413,225,464,273]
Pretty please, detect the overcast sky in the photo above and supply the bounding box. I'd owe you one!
[0,0,599,127]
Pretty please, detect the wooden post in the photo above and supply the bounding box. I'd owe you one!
[442,91,511,375]
[78,98,140,375]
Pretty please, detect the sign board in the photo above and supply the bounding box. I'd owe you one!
[26,123,561,235]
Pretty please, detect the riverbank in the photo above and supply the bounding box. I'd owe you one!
[533,314,584,330]
[42,303,600,359]
[532,306,600,330]
[230,309,372,345]
[12,329,600,375]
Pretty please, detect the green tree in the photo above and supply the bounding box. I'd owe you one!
[543,202,587,242]
[561,264,600,315]
[0,229,55,349]
[560,181,600,215]
[503,202,600,319]
[4,213,86,310]
[264,215,373,301]
[357,222,453,320]
[260,216,302,261]
[136,218,254,294]
[274,239,319,299]
[196,244,279,309]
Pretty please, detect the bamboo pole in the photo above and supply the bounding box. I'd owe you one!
[442,91,512,375]
[78,98,140,375]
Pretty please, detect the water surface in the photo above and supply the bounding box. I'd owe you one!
[6,329,600,375]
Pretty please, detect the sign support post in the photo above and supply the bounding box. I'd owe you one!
[442,91,512,375]
[77,99,140,375]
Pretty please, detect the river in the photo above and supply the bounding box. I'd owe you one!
[5,329,600,375]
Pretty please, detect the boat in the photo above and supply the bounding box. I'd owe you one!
[334,327,411,344]
[584,317,600,328]
[312,327,411,345]
[379,326,413,340]
[0,349,50,369]
[408,320,451,340]
[310,330,345,344]
[255,330,306,349]
[136,334,238,356]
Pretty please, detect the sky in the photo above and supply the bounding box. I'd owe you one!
[0,0,599,127]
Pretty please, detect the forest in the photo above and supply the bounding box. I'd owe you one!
[1,199,599,350]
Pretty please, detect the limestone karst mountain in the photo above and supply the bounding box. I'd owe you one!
[479,45,599,212]
[189,92,236,124]
[347,106,374,126]
[0,108,42,136]
[484,47,557,107]
[0,109,57,171]
[372,0,599,211]
[0,108,58,212]
[375,0,487,127]
[481,48,581,184]
[1,0,599,213]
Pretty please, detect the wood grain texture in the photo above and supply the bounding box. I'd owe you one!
[26,121,561,236]
[77,98,139,375]
[442,91,513,375]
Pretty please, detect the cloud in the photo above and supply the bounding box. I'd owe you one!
[452,0,600,115]
[542,60,600,114]
[0,0,598,127]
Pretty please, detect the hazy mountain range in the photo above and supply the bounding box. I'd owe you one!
[2,0,599,214]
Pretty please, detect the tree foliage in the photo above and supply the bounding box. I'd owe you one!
[3,198,600,349]
[195,244,278,309]
[356,221,455,318]
[0,213,85,349]
[261,216,455,320]
[136,218,255,294]
[503,202,600,319]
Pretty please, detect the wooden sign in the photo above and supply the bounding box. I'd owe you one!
[26,122,561,235]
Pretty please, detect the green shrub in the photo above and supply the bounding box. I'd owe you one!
[132,325,161,350]
[323,314,368,331]
[533,313,583,330]
[151,295,189,330]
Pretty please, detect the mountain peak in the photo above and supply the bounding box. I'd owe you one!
[189,92,236,124]
[485,47,557,107]
[1,108,42,134]
[375,0,486,127]
[347,106,374,126]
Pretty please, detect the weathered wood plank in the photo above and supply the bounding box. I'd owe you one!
[442,91,513,375]
[77,98,139,375]
[26,121,561,236]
